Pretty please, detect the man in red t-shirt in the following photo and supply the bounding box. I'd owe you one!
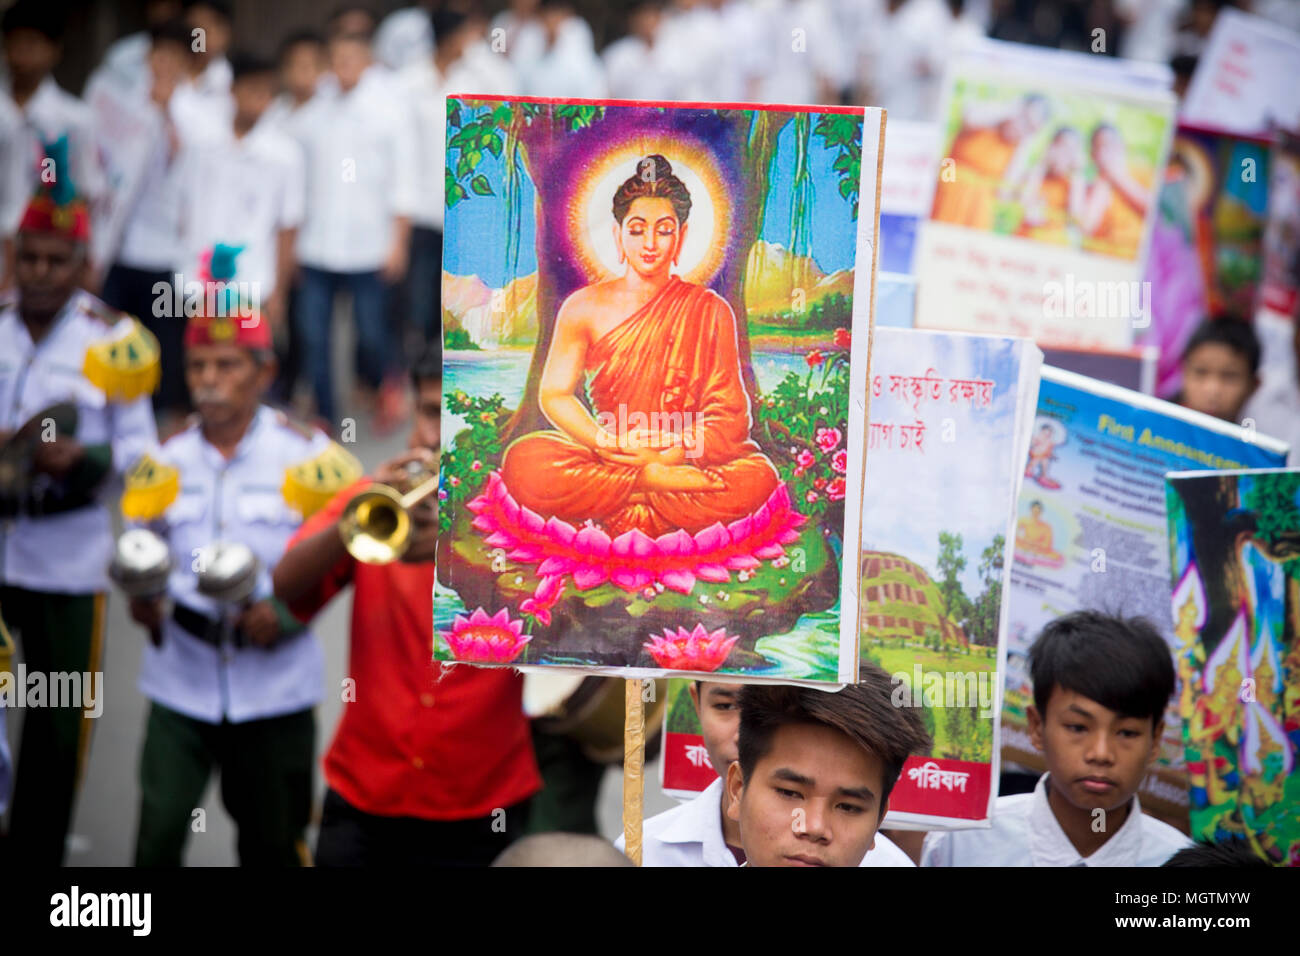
[274,348,539,865]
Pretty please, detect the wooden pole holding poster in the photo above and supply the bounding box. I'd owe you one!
[623,678,645,865]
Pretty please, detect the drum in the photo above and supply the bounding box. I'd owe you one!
[523,673,668,765]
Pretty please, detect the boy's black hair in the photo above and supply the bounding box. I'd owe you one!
[327,4,376,39]
[277,28,325,62]
[410,346,442,391]
[1162,838,1270,868]
[182,0,232,23]
[737,664,932,815]
[1,0,64,41]
[149,17,193,49]
[229,50,276,82]
[1181,317,1261,377]
[1029,610,1175,728]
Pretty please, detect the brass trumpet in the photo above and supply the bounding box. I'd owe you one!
[338,463,440,565]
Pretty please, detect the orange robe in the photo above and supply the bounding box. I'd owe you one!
[1018,173,1071,245]
[931,126,1018,231]
[501,276,778,537]
[1083,166,1151,260]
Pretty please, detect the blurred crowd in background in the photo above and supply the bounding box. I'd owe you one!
[4,0,1299,439]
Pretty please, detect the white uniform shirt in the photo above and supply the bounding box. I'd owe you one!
[616,777,916,867]
[920,773,1192,867]
[173,116,305,296]
[0,291,158,593]
[602,36,677,103]
[517,17,607,99]
[169,58,234,150]
[295,70,418,273]
[1,76,107,236]
[374,6,434,71]
[0,93,22,248]
[398,49,516,232]
[136,405,330,724]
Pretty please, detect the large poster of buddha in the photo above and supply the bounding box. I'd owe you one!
[434,98,882,683]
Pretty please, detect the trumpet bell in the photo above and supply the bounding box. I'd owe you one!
[340,483,412,565]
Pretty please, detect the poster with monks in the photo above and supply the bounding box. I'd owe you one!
[1002,369,1288,826]
[434,98,881,683]
[1164,468,1300,865]
[857,328,1041,827]
[913,43,1176,349]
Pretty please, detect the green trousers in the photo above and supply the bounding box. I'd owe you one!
[0,586,105,867]
[135,702,315,867]
[524,726,606,836]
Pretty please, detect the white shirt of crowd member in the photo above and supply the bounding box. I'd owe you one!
[920,772,1191,867]
[134,405,332,725]
[0,290,159,593]
[294,34,418,275]
[398,15,517,235]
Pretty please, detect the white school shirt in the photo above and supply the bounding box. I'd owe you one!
[295,71,418,273]
[920,773,1192,867]
[1,76,107,235]
[174,116,305,296]
[374,6,434,71]
[616,777,916,867]
[168,58,234,151]
[136,405,330,724]
[602,36,678,103]
[0,93,22,247]
[398,50,517,232]
[517,18,607,99]
[0,291,159,593]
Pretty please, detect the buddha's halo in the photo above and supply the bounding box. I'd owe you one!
[569,140,729,285]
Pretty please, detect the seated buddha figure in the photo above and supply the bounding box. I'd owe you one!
[1015,501,1062,565]
[500,154,779,538]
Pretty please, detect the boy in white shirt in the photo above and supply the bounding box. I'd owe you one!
[724,666,932,867]
[922,611,1193,866]
[173,52,304,337]
[294,29,416,430]
[622,679,918,866]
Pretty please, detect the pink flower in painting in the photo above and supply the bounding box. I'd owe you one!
[442,607,531,663]
[815,427,842,452]
[806,350,824,368]
[470,460,483,472]
[449,475,461,487]
[796,449,816,470]
[826,477,846,501]
[832,449,847,474]
[643,623,739,671]
[805,490,820,504]
[519,575,565,627]
[814,477,827,490]
[833,327,851,348]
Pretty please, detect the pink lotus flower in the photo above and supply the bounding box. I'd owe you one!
[795,449,816,470]
[827,477,846,501]
[519,575,565,627]
[833,327,851,348]
[442,607,530,663]
[832,449,847,474]
[806,350,824,368]
[643,623,739,671]
[815,427,842,452]
[465,471,806,595]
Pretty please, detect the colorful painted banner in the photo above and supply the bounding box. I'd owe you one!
[1003,368,1289,826]
[434,98,881,683]
[914,44,1175,348]
[1164,468,1300,865]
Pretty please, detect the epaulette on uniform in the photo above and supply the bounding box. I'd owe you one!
[121,453,181,521]
[281,441,364,519]
[82,302,162,402]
